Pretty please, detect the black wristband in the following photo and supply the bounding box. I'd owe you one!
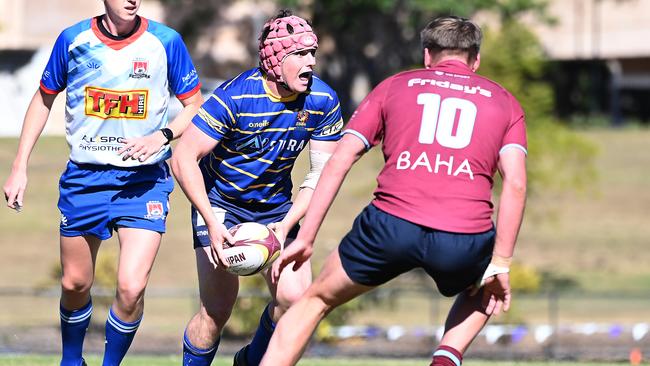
[160,128,174,145]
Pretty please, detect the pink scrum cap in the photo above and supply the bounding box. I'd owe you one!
[259,15,318,82]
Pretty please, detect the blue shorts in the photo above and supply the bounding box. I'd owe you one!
[58,161,174,240]
[192,193,299,248]
[338,204,495,297]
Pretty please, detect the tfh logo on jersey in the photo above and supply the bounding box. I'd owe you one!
[144,201,165,220]
[84,86,148,120]
[129,59,151,79]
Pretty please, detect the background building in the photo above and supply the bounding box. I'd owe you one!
[532,0,650,125]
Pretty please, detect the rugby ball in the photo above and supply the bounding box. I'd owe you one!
[223,222,282,276]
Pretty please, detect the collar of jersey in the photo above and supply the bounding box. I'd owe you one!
[262,74,299,102]
[434,59,473,74]
[92,16,149,51]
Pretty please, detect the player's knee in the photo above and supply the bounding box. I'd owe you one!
[307,295,335,318]
[275,286,307,310]
[115,282,146,310]
[275,275,311,309]
[60,273,93,295]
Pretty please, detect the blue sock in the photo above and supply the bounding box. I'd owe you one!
[102,307,141,366]
[182,330,219,366]
[246,304,276,366]
[60,299,92,366]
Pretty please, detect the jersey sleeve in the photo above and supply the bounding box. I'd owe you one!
[166,32,201,100]
[342,77,391,150]
[40,31,70,94]
[500,94,528,155]
[311,89,343,142]
[191,87,236,141]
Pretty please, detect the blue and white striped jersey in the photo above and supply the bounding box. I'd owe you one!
[192,68,343,205]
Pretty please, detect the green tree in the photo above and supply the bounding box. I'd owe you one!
[277,0,551,117]
[479,21,596,196]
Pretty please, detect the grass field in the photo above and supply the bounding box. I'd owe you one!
[0,129,649,361]
[0,355,630,366]
[2,129,650,292]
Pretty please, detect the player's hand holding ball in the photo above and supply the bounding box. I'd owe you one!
[266,221,288,246]
[207,221,235,268]
[271,237,314,283]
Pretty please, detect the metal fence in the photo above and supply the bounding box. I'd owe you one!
[1,286,648,362]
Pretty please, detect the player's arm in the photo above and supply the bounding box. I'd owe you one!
[170,123,234,266]
[167,91,204,140]
[271,134,366,279]
[270,139,337,242]
[3,89,57,210]
[119,91,203,162]
[494,148,527,261]
[478,147,527,315]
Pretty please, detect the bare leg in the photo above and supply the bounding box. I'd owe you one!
[60,235,101,310]
[264,238,312,322]
[185,246,239,349]
[102,228,162,365]
[439,289,490,353]
[112,227,162,321]
[260,249,374,366]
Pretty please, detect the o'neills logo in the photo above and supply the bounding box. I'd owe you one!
[85,86,148,120]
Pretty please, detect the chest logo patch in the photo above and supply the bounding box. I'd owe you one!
[129,59,151,79]
[296,110,310,127]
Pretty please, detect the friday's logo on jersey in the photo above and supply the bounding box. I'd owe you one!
[144,201,165,220]
[84,86,148,120]
[129,59,151,79]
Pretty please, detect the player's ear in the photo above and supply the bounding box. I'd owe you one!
[423,48,432,69]
[471,53,481,72]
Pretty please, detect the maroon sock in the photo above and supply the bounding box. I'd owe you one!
[430,345,463,366]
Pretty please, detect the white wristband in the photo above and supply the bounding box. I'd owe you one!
[300,150,332,190]
[477,263,510,287]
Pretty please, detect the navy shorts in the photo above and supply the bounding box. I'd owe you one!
[191,193,299,248]
[58,161,174,240]
[338,204,495,297]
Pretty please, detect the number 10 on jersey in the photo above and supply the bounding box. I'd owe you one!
[417,93,477,149]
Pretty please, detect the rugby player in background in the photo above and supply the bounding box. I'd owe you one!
[3,0,202,364]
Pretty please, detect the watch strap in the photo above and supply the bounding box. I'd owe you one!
[160,128,173,145]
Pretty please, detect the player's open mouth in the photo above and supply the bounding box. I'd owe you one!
[298,71,312,82]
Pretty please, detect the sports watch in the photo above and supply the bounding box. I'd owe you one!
[160,128,174,145]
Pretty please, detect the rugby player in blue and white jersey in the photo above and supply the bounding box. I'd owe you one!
[170,10,343,366]
[3,1,202,365]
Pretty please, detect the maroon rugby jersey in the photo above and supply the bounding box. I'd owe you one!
[344,60,527,233]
